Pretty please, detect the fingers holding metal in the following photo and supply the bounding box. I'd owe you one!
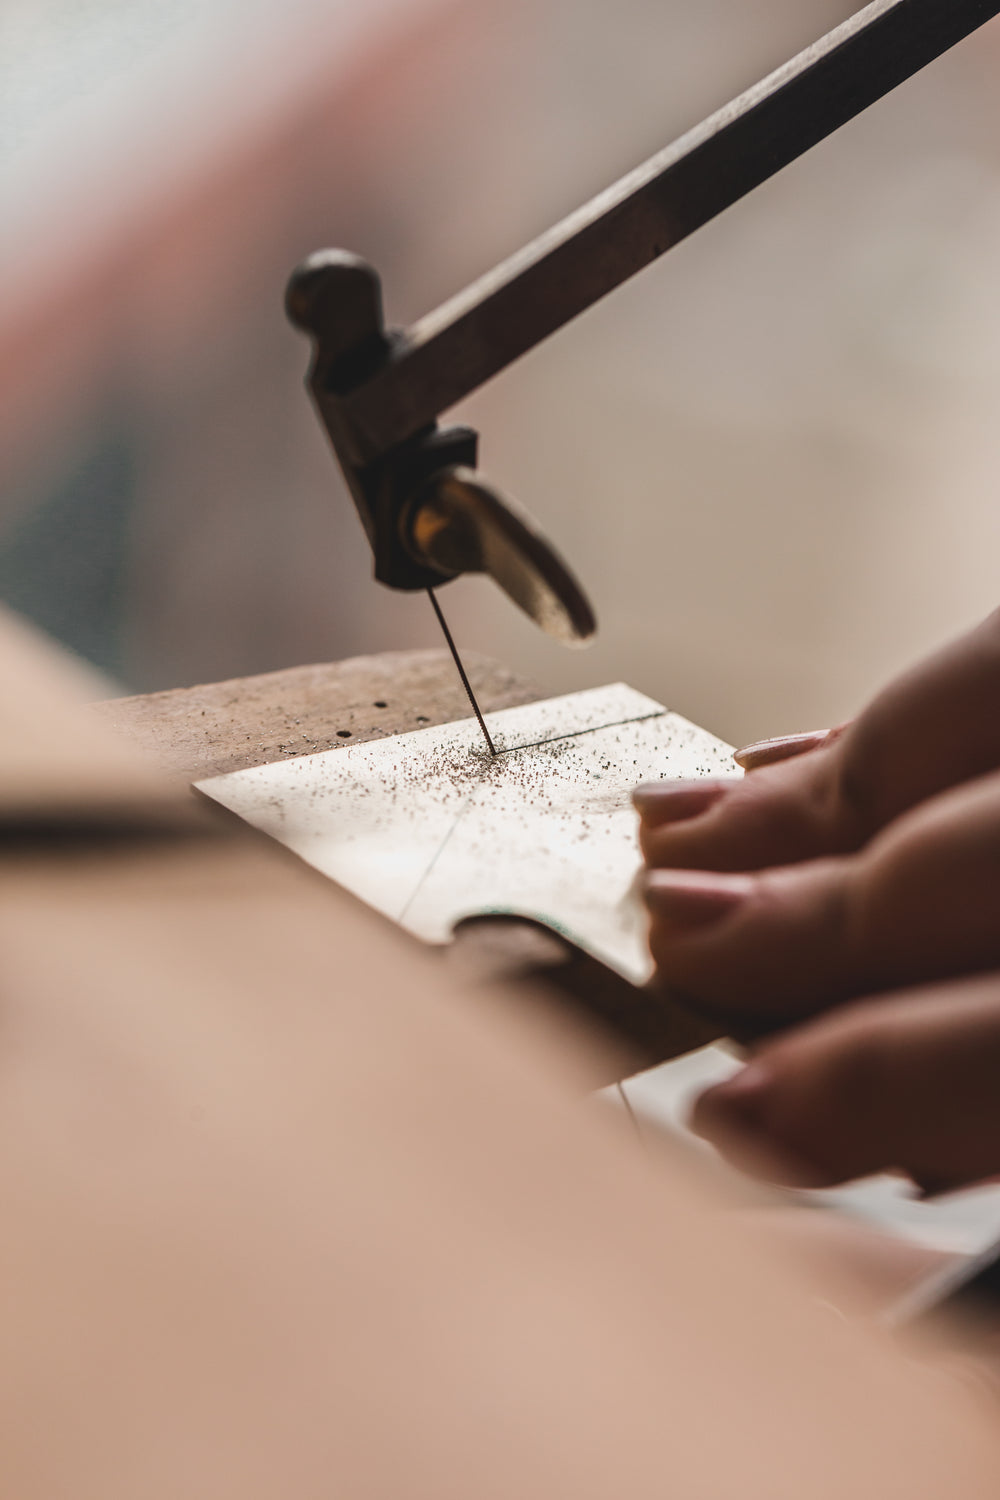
[637,750,858,876]
[638,610,1000,877]
[642,768,1000,1024]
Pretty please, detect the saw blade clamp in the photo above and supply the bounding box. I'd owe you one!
[286,250,596,645]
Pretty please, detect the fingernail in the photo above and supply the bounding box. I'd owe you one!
[643,870,753,931]
[689,1062,839,1188]
[632,779,730,827]
[734,730,830,772]
[690,1064,826,1186]
[690,1060,774,1143]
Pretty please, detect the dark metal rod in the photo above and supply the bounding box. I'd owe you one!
[426,589,497,757]
[343,0,999,459]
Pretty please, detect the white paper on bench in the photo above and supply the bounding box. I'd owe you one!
[196,684,736,984]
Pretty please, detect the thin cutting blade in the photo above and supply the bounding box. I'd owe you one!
[426,589,497,757]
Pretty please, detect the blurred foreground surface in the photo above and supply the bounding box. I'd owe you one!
[3,599,1000,1498]
[3,0,1000,744]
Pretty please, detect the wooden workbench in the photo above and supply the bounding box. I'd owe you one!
[92,649,539,781]
[92,648,718,1075]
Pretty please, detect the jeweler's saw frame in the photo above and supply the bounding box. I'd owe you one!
[287,0,1000,645]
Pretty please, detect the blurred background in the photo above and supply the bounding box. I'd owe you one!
[2,0,1000,746]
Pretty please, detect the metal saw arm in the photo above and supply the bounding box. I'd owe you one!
[287,0,1000,641]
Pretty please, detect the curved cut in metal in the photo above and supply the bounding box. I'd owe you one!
[404,467,596,646]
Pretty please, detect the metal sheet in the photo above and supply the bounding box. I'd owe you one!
[197,684,737,984]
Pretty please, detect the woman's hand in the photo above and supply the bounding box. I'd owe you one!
[634,608,1000,1188]
[637,606,1000,877]
[636,607,1000,1020]
[691,973,1000,1192]
[642,766,1000,1021]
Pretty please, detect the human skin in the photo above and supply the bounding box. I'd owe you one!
[634,608,1000,1189]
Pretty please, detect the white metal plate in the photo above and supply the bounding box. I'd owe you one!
[197,684,736,983]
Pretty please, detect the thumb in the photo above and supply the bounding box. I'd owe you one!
[690,974,1000,1191]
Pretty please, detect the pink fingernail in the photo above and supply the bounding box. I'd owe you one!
[690,1060,774,1142]
[643,870,753,931]
[692,1066,837,1188]
[632,780,730,826]
[733,730,830,772]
